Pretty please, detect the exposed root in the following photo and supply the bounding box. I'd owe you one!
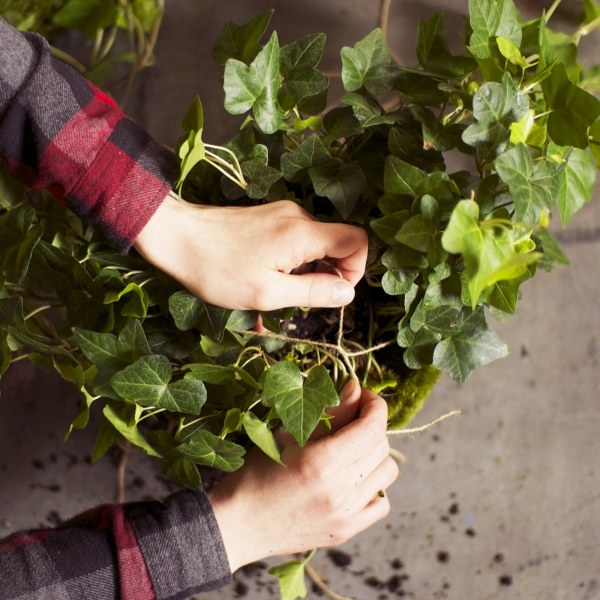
[305,563,356,600]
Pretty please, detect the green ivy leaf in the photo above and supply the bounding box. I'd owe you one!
[0,296,70,357]
[279,33,329,111]
[342,92,399,127]
[0,204,41,283]
[110,355,206,414]
[395,215,436,253]
[468,0,521,60]
[130,0,161,33]
[384,156,425,199]
[281,134,332,182]
[341,28,399,95]
[148,431,203,491]
[462,73,529,151]
[370,211,410,245]
[213,9,274,65]
[0,329,11,376]
[243,411,283,464]
[494,144,558,223]
[168,291,231,342]
[224,32,282,134]
[535,229,569,271]
[432,307,509,382]
[441,199,539,305]
[242,157,282,198]
[486,273,531,315]
[53,0,118,38]
[496,36,528,68]
[183,363,237,385]
[555,147,596,227]
[73,320,145,394]
[322,107,363,147]
[591,118,600,167]
[104,282,149,318]
[309,161,367,219]
[102,403,161,457]
[397,326,440,368]
[416,12,476,77]
[262,362,339,447]
[269,560,308,600]
[177,429,245,472]
[541,63,600,148]
[382,269,418,295]
[584,0,600,21]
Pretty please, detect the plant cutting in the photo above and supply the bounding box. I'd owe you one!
[1,0,600,598]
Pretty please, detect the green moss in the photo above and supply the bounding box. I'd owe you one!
[386,365,441,430]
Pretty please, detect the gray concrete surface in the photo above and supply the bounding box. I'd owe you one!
[2,1,600,599]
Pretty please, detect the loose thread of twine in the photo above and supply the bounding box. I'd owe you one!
[387,409,462,436]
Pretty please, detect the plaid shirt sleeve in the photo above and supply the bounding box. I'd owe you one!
[0,490,232,600]
[0,19,233,600]
[0,17,178,252]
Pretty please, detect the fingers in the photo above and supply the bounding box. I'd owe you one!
[321,387,389,455]
[309,220,369,287]
[328,379,362,432]
[310,379,361,441]
[353,454,399,509]
[268,270,356,309]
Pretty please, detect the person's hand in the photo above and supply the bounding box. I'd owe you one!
[206,380,399,572]
[133,193,368,310]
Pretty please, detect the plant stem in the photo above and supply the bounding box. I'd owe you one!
[116,442,131,504]
[544,0,562,23]
[49,47,87,74]
[24,305,51,321]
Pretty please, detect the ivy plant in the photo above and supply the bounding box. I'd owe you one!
[1,1,600,597]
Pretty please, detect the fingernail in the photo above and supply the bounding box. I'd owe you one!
[333,282,354,306]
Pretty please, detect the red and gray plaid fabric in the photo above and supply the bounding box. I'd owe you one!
[0,492,232,599]
[0,17,176,251]
[0,19,232,599]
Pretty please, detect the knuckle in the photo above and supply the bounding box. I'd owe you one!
[298,453,329,485]
[321,490,343,514]
[248,286,273,312]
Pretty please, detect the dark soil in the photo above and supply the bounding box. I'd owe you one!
[282,278,410,380]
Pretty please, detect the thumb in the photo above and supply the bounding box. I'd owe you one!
[270,272,355,309]
[306,379,362,441]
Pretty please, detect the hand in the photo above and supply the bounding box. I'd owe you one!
[206,381,399,572]
[133,193,368,311]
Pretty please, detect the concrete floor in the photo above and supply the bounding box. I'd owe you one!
[1,1,600,599]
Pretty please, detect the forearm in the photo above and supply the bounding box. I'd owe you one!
[0,490,232,600]
[0,18,176,252]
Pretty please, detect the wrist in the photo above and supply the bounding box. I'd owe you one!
[207,487,260,572]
